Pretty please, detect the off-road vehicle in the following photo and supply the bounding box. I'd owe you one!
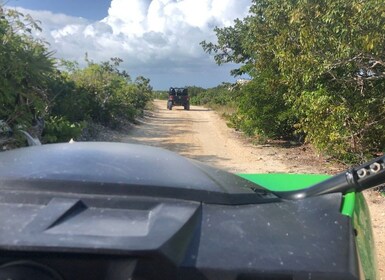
[167,87,190,110]
[0,142,380,279]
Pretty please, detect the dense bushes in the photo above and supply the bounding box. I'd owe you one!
[45,61,152,140]
[58,60,152,128]
[42,116,84,143]
[189,84,232,106]
[232,78,295,139]
[0,9,54,131]
[202,0,385,161]
[0,7,153,147]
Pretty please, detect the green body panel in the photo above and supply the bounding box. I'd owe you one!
[353,193,378,280]
[239,173,378,280]
[238,173,331,192]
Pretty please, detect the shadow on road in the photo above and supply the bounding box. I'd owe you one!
[122,119,199,155]
[187,108,211,112]
[161,107,211,112]
[116,100,236,168]
[188,154,234,170]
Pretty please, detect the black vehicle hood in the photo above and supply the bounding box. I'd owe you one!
[0,142,360,280]
[0,142,276,205]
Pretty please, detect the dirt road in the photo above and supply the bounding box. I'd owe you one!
[108,100,384,278]
[119,100,343,174]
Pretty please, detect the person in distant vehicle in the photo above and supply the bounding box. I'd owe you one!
[167,87,190,110]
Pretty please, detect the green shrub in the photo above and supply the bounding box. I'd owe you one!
[202,0,385,162]
[153,91,168,100]
[189,84,232,106]
[42,116,84,143]
[0,8,54,130]
[296,83,385,161]
[65,61,153,127]
[231,78,296,139]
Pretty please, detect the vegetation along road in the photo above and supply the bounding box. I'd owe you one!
[101,100,385,278]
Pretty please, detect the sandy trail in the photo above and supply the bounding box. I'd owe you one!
[121,100,341,174]
[111,100,384,277]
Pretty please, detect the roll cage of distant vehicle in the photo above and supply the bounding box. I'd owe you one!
[167,87,190,110]
[0,141,379,280]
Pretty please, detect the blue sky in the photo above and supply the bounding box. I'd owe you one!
[7,0,111,20]
[5,0,251,90]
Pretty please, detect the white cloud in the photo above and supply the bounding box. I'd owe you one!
[6,0,251,89]
[84,22,113,38]
[51,24,81,41]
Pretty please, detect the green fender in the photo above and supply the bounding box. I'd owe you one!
[239,173,378,280]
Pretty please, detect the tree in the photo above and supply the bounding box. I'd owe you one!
[202,0,385,160]
[0,8,54,130]
[201,0,296,140]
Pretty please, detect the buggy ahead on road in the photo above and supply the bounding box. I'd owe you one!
[167,87,190,110]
